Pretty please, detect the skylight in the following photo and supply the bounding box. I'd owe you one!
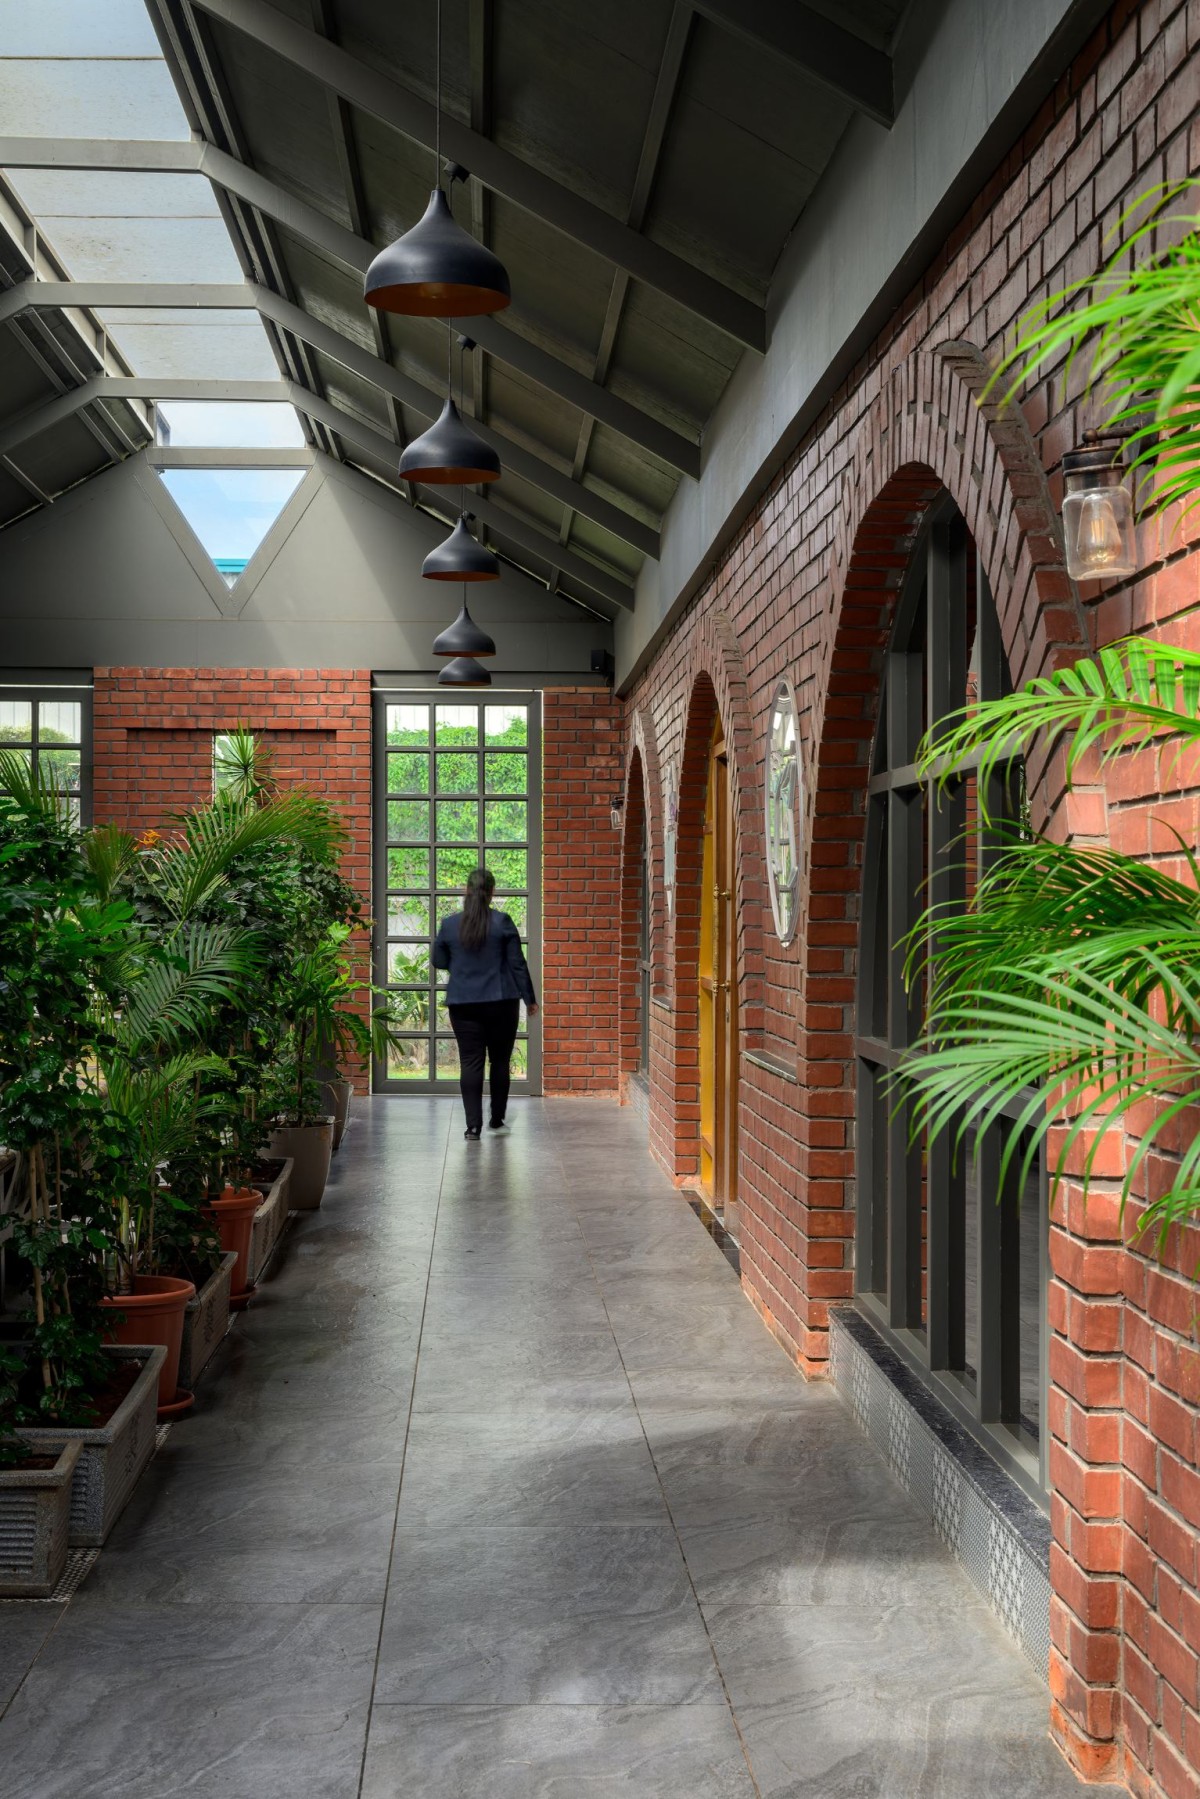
[0,0,306,446]
[158,468,306,584]
[156,404,307,450]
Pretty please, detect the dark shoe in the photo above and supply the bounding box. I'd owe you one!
[464,1127,481,1140]
[488,1117,506,1131]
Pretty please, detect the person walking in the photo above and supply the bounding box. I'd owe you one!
[432,865,538,1140]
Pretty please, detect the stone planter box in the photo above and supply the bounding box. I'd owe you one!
[177,1251,237,1392]
[248,1156,293,1285]
[18,1345,165,1547]
[0,1438,81,1597]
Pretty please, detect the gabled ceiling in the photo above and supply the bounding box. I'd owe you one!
[0,0,912,621]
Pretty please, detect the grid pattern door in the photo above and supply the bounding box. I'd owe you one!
[373,691,541,1094]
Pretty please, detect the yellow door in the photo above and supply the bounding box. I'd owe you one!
[698,725,739,1230]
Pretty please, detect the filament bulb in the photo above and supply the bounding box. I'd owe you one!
[1074,490,1123,572]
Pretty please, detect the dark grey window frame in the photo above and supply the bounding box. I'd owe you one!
[0,673,93,826]
[636,811,651,1087]
[371,686,542,1097]
[854,494,1049,1502]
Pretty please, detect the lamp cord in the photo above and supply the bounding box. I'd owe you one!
[435,0,442,188]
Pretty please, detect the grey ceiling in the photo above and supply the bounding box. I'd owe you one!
[0,0,913,619]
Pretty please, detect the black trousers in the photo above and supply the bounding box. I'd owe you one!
[448,1000,521,1131]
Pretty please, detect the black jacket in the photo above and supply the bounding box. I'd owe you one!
[432,908,537,1006]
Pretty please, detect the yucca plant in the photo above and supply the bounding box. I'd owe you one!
[900,638,1200,1252]
[993,183,1200,518]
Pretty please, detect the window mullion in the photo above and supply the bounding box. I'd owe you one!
[885,642,924,1331]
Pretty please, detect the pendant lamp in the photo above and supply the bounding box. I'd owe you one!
[365,187,511,318]
[399,397,500,484]
[433,594,496,659]
[363,0,510,319]
[423,514,500,581]
[438,655,492,688]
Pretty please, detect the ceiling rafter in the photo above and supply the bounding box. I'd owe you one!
[690,0,894,125]
[0,288,656,558]
[0,378,288,461]
[0,138,698,480]
[553,1,693,593]
[186,0,765,351]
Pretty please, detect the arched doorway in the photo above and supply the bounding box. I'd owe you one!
[854,489,1047,1490]
[698,717,739,1234]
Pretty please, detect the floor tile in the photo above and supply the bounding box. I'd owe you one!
[361,1702,756,1797]
[375,1525,723,1705]
[0,1606,63,1716]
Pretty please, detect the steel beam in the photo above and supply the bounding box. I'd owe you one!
[0,281,660,558]
[0,378,286,459]
[284,387,631,612]
[0,141,699,477]
[691,0,894,125]
[148,446,313,467]
[186,0,765,350]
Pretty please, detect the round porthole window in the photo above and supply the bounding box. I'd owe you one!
[765,680,803,945]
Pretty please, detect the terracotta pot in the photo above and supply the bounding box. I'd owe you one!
[267,1119,334,1210]
[100,1275,195,1413]
[204,1185,262,1303]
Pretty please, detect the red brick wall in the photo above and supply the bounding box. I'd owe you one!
[541,686,622,1094]
[619,3,1200,1792]
[92,668,373,1090]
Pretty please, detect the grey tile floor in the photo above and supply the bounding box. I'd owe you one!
[0,1097,1102,1798]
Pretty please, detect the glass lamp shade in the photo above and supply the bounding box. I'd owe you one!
[399,398,500,485]
[1062,437,1137,580]
[437,656,492,688]
[364,188,511,317]
[423,516,500,581]
[432,600,496,659]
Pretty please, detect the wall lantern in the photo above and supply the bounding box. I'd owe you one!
[765,679,803,946]
[437,655,492,688]
[610,794,624,832]
[1061,429,1137,581]
[399,397,500,485]
[423,514,500,581]
[432,591,496,659]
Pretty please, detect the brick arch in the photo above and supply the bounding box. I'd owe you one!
[800,343,1121,1783]
[616,706,668,1094]
[669,610,767,1179]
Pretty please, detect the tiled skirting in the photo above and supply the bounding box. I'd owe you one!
[829,1306,1053,1682]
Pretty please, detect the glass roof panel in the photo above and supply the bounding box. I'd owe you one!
[157,405,308,449]
[0,0,305,448]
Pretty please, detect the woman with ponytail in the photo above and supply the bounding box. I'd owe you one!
[432,866,538,1139]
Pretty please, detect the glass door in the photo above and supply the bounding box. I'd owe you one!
[373,689,542,1094]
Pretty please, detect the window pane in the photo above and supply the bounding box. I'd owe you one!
[436,799,479,843]
[484,752,525,795]
[436,846,476,890]
[0,748,32,779]
[1018,1140,1043,1445]
[388,753,429,794]
[388,800,429,842]
[487,849,526,890]
[388,1037,430,1080]
[511,1038,529,1078]
[387,988,431,1032]
[436,705,478,747]
[387,847,429,888]
[40,747,81,791]
[38,701,80,743]
[0,701,32,742]
[486,705,526,746]
[387,705,429,746]
[388,942,430,985]
[496,895,527,934]
[435,1037,460,1077]
[485,799,526,842]
[436,753,477,793]
[387,897,430,937]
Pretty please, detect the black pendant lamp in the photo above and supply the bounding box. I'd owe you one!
[399,396,500,485]
[433,589,496,659]
[438,655,492,688]
[364,1,510,319]
[423,514,500,581]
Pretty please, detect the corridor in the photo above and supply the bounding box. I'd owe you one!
[0,1101,1097,1797]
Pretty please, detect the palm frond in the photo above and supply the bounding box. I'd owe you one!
[0,749,68,826]
[117,924,261,1054]
[82,824,140,902]
[922,637,1200,804]
[149,788,346,918]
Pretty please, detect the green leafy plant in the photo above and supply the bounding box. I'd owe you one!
[266,923,396,1126]
[899,638,1200,1253]
[995,183,1200,517]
